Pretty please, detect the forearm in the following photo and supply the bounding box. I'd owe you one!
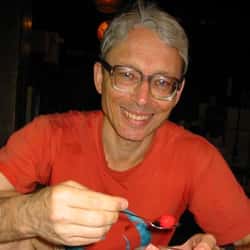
[221,235,250,250]
[234,234,250,250]
[222,245,250,250]
[234,233,250,249]
[0,190,44,242]
[235,245,250,250]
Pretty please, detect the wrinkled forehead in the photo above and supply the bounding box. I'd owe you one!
[107,26,171,57]
[105,27,184,78]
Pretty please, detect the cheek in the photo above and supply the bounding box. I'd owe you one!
[105,86,130,105]
[151,101,177,125]
[101,87,124,114]
[152,99,176,115]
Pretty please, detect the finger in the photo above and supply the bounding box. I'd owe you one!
[55,223,111,240]
[180,233,216,250]
[192,233,217,250]
[62,180,90,190]
[62,235,104,246]
[145,244,161,250]
[56,206,119,227]
[59,182,128,211]
[70,208,119,227]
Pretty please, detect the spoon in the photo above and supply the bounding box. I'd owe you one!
[122,209,179,230]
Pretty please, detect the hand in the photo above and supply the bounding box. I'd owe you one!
[141,233,219,250]
[180,233,219,250]
[27,180,128,247]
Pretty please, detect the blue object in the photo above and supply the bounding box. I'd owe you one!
[65,209,152,249]
[124,209,151,246]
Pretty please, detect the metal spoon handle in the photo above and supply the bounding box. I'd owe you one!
[121,209,178,230]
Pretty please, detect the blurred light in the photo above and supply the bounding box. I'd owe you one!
[22,16,32,31]
[94,0,123,13]
[97,20,109,41]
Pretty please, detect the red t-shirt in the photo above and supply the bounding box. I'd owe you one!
[0,110,249,249]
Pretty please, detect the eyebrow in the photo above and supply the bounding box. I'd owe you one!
[117,63,181,81]
[100,58,182,82]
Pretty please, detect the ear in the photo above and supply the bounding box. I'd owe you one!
[93,62,103,94]
[174,78,185,105]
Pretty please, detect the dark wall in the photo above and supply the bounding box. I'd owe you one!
[0,0,32,146]
[0,1,21,146]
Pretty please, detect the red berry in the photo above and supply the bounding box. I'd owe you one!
[159,215,176,229]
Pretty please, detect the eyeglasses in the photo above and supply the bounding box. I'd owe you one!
[99,59,184,101]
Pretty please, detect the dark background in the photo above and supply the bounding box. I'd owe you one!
[0,0,249,243]
[31,0,249,120]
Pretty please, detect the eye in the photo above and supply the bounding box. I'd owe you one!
[116,67,139,82]
[122,71,134,80]
[153,76,173,89]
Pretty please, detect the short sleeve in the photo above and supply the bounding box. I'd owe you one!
[0,115,59,193]
[189,146,250,245]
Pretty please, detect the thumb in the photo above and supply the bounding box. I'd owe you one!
[184,233,218,250]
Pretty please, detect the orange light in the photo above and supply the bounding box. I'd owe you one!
[97,21,109,41]
[22,16,32,31]
[94,0,122,13]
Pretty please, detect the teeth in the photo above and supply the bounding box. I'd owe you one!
[124,110,150,121]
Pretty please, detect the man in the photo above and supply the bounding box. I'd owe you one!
[0,1,249,249]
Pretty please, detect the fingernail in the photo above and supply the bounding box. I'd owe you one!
[120,199,128,210]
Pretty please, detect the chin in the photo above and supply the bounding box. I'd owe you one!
[121,135,145,142]
[118,129,151,142]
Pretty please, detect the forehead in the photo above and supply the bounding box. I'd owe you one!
[106,27,183,75]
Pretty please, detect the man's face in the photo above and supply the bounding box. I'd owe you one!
[94,27,184,142]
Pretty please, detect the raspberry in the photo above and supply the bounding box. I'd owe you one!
[159,215,176,229]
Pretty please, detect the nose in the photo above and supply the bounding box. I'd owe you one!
[133,79,150,105]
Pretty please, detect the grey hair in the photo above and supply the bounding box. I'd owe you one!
[100,0,189,74]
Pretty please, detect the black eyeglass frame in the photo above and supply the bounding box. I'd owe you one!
[99,58,184,101]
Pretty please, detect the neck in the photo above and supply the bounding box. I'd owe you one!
[102,121,154,171]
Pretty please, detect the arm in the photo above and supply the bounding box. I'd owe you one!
[0,173,38,249]
[0,172,128,246]
[176,233,250,250]
[0,172,31,242]
[183,234,250,250]
[141,234,218,249]
[187,144,250,247]
[233,234,250,249]
[142,233,250,250]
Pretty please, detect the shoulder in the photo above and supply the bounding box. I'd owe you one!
[157,120,224,170]
[7,110,102,145]
[30,110,102,131]
[160,120,215,151]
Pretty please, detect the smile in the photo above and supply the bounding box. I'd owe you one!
[123,109,152,121]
